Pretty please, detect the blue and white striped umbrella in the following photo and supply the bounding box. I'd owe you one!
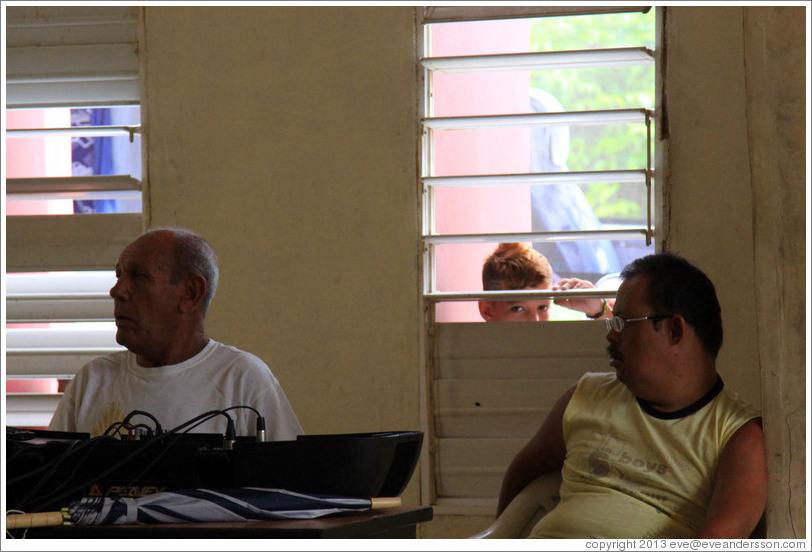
[69,487,400,525]
[6,488,401,528]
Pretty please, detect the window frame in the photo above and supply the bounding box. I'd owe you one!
[417,6,661,513]
[4,6,146,429]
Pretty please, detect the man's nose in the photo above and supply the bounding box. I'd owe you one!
[606,326,620,343]
[110,279,125,300]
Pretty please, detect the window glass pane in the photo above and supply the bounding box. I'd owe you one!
[430,123,648,175]
[431,299,606,324]
[431,240,650,293]
[432,180,651,236]
[431,127,531,176]
[432,69,653,119]
[429,12,655,58]
[424,11,655,323]
[5,105,142,215]
[429,19,532,57]
[530,12,656,52]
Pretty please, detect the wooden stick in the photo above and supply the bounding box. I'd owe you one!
[6,510,67,529]
[369,496,402,510]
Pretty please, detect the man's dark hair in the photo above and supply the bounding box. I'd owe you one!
[621,252,723,358]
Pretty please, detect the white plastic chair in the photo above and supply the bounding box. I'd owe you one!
[469,471,562,539]
[470,470,766,539]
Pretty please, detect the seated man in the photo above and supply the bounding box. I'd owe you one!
[478,242,611,322]
[496,252,767,538]
[49,227,302,441]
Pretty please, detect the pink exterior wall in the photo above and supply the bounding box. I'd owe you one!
[6,108,73,214]
[6,109,71,398]
[429,20,532,322]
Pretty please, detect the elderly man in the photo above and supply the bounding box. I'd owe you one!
[496,252,766,538]
[49,227,302,441]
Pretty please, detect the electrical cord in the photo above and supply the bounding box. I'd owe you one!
[9,437,107,512]
[120,410,164,436]
[222,405,266,442]
[17,409,233,512]
[9,406,261,513]
[120,410,237,488]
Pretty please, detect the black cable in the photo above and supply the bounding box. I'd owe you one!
[12,408,242,513]
[120,410,164,436]
[222,405,266,441]
[10,436,107,511]
[23,438,107,511]
[222,405,261,417]
[25,409,236,511]
[120,410,233,488]
[7,435,100,486]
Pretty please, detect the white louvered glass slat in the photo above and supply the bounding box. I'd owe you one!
[6,272,121,376]
[421,7,656,516]
[6,175,142,196]
[423,169,647,188]
[426,288,617,304]
[5,326,123,378]
[424,229,647,245]
[5,396,64,428]
[5,5,142,430]
[423,108,649,130]
[6,126,140,139]
[421,47,653,73]
[4,6,138,46]
[423,6,651,24]
[5,214,142,273]
[5,6,139,108]
[6,296,114,322]
[6,327,120,349]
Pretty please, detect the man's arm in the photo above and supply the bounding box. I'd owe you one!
[695,419,768,538]
[495,384,575,517]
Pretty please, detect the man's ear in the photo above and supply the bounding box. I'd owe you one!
[666,314,687,344]
[179,274,207,313]
[478,300,494,322]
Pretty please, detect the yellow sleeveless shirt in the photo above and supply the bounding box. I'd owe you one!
[530,372,759,538]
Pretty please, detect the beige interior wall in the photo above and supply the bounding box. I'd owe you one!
[141,5,422,504]
[742,7,806,539]
[140,5,806,539]
[661,5,762,407]
[662,6,806,538]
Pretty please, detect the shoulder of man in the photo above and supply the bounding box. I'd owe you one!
[204,340,276,375]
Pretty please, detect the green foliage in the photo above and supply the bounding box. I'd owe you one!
[530,11,655,223]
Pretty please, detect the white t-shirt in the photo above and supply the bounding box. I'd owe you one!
[49,339,303,440]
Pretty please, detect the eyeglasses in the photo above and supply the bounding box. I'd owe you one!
[605,314,671,333]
